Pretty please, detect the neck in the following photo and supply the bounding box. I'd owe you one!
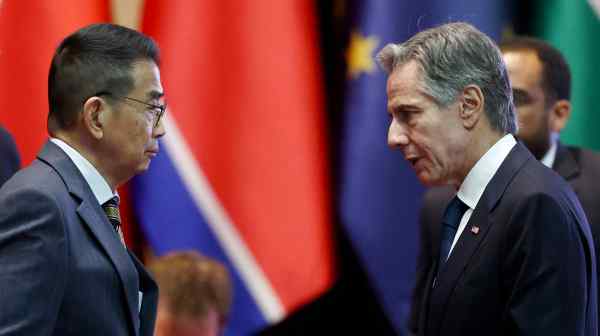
[53,131,121,191]
[454,128,505,188]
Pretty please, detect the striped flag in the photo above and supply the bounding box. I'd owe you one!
[136,1,335,334]
[0,0,109,164]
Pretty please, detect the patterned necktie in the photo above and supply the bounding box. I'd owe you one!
[102,196,125,245]
[438,196,469,268]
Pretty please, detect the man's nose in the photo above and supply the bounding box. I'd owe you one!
[153,117,166,138]
[387,119,409,148]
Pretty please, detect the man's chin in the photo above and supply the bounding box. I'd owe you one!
[135,160,152,174]
[416,172,436,186]
[417,171,449,187]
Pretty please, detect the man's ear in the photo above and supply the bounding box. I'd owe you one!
[459,85,484,129]
[548,99,571,133]
[82,97,106,140]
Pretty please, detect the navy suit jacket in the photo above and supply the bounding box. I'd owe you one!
[0,126,20,186]
[411,142,597,336]
[554,143,600,256]
[0,141,158,335]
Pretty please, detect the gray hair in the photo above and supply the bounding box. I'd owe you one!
[376,22,517,134]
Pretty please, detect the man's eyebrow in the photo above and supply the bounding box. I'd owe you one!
[147,90,164,100]
[512,88,532,100]
[512,88,528,95]
[389,103,420,112]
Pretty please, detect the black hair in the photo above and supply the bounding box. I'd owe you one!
[48,23,160,132]
[500,36,571,105]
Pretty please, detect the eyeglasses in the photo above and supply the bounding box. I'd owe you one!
[95,91,166,129]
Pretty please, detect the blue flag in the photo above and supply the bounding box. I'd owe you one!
[340,1,508,332]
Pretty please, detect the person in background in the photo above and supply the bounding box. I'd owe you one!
[149,251,233,336]
[501,36,600,233]
[0,125,20,186]
[378,22,596,335]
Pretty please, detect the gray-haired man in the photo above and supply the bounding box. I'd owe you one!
[378,22,596,336]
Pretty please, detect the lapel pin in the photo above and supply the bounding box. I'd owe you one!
[470,226,480,235]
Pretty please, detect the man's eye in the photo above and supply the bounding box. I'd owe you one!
[513,91,531,107]
[404,110,419,121]
[146,104,160,113]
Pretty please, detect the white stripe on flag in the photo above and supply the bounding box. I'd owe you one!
[161,113,285,323]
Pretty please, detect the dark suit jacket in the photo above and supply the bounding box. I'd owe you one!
[0,126,20,186]
[554,143,600,255]
[0,141,158,336]
[409,142,597,336]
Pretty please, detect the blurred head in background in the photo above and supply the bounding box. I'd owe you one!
[149,251,233,336]
[500,37,572,160]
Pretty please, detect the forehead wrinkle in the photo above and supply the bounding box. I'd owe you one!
[387,81,436,113]
[388,61,431,95]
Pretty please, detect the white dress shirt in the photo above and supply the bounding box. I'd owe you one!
[50,138,117,205]
[540,133,559,168]
[448,134,517,257]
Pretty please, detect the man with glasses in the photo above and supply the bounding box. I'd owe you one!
[0,23,165,335]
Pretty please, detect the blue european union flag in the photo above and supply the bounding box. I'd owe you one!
[339,1,508,333]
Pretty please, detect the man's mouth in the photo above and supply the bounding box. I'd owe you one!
[405,156,419,167]
[146,148,159,156]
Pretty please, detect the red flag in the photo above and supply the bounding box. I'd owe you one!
[0,1,109,165]
[141,0,335,317]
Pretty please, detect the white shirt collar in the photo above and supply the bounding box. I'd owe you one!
[50,138,117,205]
[457,134,517,210]
[540,133,559,168]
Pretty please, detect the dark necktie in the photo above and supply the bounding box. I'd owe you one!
[102,196,125,245]
[438,196,469,268]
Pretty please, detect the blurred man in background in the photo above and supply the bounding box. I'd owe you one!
[379,23,596,335]
[501,37,600,232]
[0,125,20,186]
[409,36,600,335]
[0,23,165,335]
[149,251,232,336]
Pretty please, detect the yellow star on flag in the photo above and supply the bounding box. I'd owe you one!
[346,31,379,79]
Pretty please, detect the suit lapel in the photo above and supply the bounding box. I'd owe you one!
[419,258,440,336]
[429,187,454,264]
[37,141,141,336]
[129,251,158,336]
[553,142,580,181]
[426,200,491,334]
[552,143,585,206]
[77,202,141,335]
[426,143,532,333]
